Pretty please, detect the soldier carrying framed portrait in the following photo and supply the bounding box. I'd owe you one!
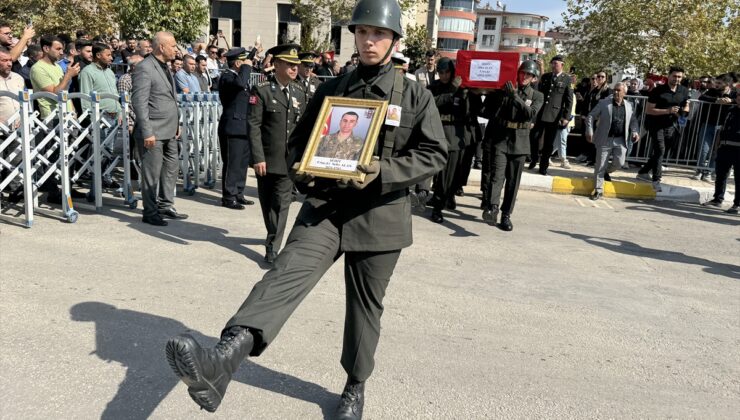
[295,96,387,181]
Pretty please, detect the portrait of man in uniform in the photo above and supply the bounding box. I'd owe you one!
[315,111,365,161]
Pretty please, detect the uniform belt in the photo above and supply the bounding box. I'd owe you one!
[439,114,454,122]
[503,121,530,129]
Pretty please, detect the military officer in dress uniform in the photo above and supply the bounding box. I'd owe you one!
[297,51,322,102]
[480,60,544,231]
[428,57,481,223]
[528,55,574,175]
[247,44,307,263]
[218,47,256,209]
[165,1,447,419]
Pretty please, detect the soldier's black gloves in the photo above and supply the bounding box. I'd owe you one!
[504,81,516,97]
[289,163,315,187]
[338,158,380,190]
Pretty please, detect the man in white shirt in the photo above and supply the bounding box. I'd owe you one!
[0,49,26,202]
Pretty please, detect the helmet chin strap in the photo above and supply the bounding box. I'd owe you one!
[378,37,398,65]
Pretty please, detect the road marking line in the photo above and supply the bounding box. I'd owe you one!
[602,199,614,209]
[574,197,585,207]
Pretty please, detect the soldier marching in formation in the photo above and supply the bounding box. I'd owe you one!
[428,57,481,223]
[165,1,447,419]
[480,60,544,231]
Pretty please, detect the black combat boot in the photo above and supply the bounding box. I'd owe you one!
[499,214,513,231]
[165,326,254,412]
[335,379,365,420]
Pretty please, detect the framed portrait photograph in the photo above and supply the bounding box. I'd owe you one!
[297,97,387,181]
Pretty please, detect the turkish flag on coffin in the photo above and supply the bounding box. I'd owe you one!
[456,51,520,89]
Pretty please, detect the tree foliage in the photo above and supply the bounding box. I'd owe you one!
[290,0,428,52]
[563,0,740,77]
[1,0,209,43]
[402,24,431,72]
[0,0,117,37]
[116,0,209,43]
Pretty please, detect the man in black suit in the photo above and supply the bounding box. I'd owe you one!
[248,44,307,263]
[529,55,573,175]
[218,47,256,209]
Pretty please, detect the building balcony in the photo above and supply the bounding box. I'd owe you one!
[501,27,545,37]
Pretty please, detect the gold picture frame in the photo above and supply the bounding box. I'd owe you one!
[297,96,388,181]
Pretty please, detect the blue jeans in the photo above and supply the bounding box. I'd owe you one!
[696,124,717,174]
[553,126,570,159]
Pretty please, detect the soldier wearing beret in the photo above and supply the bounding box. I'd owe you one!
[528,55,574,175]
[218,47,256,209]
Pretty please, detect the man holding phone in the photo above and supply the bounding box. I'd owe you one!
[637,66,690,192]
[0,21,35,73]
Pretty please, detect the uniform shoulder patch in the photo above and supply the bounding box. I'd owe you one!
[249,95,258,105]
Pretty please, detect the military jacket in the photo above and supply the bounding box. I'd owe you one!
[218,65,252,138]
[315,132,364,160]
[537,72,574,123]
[297,74,322,102]
[428,81,481,151]
[248,76,307,175]
[287,63,448,252]
[481,84,544,155]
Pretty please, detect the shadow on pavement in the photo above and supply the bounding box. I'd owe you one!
[551,230,740,280]
[625,201,740,227]
[70,302,339,420]
[79,204,271,268]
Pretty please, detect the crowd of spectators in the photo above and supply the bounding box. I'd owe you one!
[0,20,737,213]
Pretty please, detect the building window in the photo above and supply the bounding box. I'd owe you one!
[441,0,475,12]
[517,37,523,45]
[439,17,475,33]
[524,37,531,45]
[481,34,496,47]
[437,38,470,51]
[330,25,342,54]
[483,17,497,31]
[543,41,552,50]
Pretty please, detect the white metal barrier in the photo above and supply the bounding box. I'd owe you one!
[0,90,222,227]
[624,95,734,172]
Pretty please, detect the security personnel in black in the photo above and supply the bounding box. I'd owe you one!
[218,47,256,209]
[528,55,573,175]
[480,60,544,231]
[428,57,480,223]
[296,51,322,102]
[248,44,307,263]
[164,0,448,419]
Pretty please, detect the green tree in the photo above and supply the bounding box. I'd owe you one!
[116,0,209,43]
[563,0,740,77]
[289,0,428,52]
[0,0,117,37]
[401,24,431,72]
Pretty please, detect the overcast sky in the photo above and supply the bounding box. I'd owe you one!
[479,0,569,28]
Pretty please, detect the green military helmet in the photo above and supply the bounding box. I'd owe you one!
[437,57,455,74]
[519,60,539,78]
[348,0,404,38]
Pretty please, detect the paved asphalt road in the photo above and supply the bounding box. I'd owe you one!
[1,183,738,419]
